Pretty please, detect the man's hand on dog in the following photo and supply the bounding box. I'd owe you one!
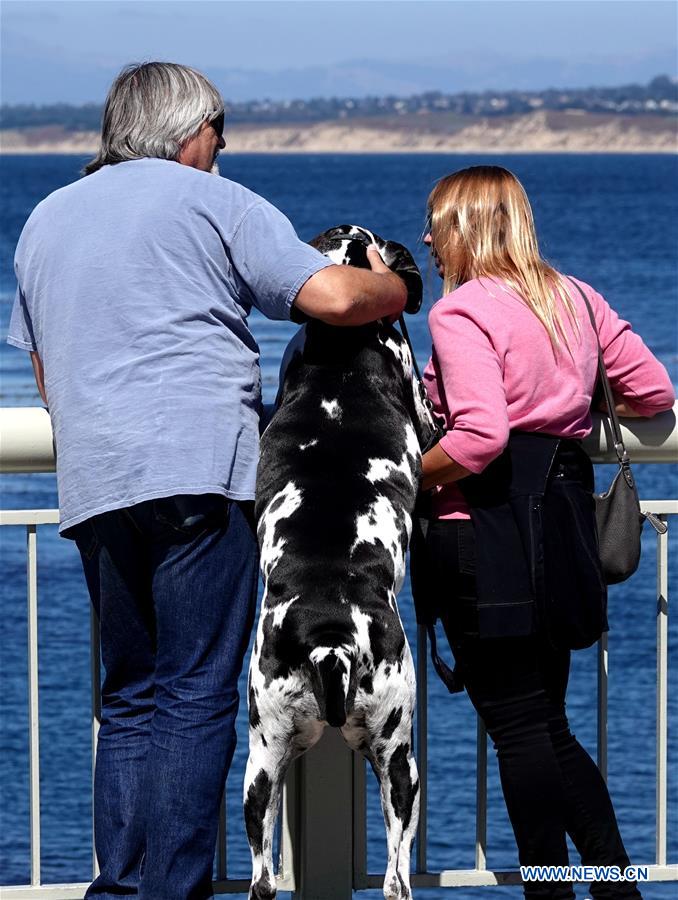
[366,244,389,273]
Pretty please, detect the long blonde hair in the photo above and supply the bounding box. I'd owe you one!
[427,166,579,352]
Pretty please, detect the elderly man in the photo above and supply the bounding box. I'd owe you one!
[7,62,406,899]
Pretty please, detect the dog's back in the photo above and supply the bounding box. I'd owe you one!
[255,319,421,725]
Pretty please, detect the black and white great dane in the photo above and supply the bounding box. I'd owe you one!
[244,225,438,900]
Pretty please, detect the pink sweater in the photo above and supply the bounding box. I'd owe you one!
[423,275,675,519]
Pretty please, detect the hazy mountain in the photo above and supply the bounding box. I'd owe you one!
[2,47,676,105]
[210,55,678,103]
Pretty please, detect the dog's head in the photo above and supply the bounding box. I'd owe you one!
[310,224,422,315]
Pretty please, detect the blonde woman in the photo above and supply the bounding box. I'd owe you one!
[417,166,674,899]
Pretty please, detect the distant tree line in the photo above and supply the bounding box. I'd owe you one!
[2,75,676,130]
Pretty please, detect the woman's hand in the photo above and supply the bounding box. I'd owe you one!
[598,397,643,418]
[420,442,472,492]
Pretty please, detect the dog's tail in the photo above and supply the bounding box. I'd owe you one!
[309,646,356,728]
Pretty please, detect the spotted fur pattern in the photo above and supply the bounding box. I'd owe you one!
[245,226,434,900]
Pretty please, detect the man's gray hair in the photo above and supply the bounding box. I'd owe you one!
[84,62,224,175]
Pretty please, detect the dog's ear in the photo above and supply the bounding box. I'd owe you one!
[310,225,376,270]
[381,240,423,315]
[309,232,335,255]
[309,225,354,254]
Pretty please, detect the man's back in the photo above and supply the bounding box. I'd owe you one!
[9,158,329,531]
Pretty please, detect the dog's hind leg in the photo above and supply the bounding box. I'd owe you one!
[375,730,420,900]
[243,742,281,900]
[244,690,324,900]
[344,708,420,900]
[244,726,298,900]
[355,664,420,900]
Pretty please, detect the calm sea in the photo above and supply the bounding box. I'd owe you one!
[1,154,676,899]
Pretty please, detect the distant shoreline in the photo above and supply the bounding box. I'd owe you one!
[1,111,676,155]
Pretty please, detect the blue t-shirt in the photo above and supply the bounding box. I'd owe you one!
[8,158,332,532]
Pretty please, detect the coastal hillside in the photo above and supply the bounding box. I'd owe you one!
[1,110,676,154]
[2,76,676,154]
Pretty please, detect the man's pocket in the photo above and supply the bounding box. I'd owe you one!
[66,518,99,560]
[153,494,231,540]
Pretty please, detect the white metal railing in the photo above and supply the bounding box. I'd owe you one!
[2,403,678,472]
[0,505,297,899]
[1,405,677,898]
[357,499,677,893]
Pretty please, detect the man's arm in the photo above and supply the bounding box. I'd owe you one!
[294,246,406,326]
[228,201,406,325]
[30,351,47,405]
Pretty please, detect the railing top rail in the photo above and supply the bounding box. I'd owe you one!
[1,407,55,473]
[0,509,60,525]
[1,403,677,474]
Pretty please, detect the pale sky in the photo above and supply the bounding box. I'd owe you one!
[2,0,676,103]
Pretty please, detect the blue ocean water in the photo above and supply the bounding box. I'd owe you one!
[0,153,676,899]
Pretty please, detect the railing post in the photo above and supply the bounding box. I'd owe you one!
[27,524,41,887]
[90,605,101,879]
[294,727,354,900]
[415,625,428,875]
[279,766,299,888]
[597,632,609,780]
[475,719,488,871]
[656,517,669,867]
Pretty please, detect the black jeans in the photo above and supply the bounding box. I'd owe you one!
[427,518,642,900]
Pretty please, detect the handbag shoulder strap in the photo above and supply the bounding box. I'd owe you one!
[566,277,629,466]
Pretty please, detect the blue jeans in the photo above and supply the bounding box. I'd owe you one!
[72,495,258,900]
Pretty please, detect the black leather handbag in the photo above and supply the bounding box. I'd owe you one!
[568,278,667,584]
